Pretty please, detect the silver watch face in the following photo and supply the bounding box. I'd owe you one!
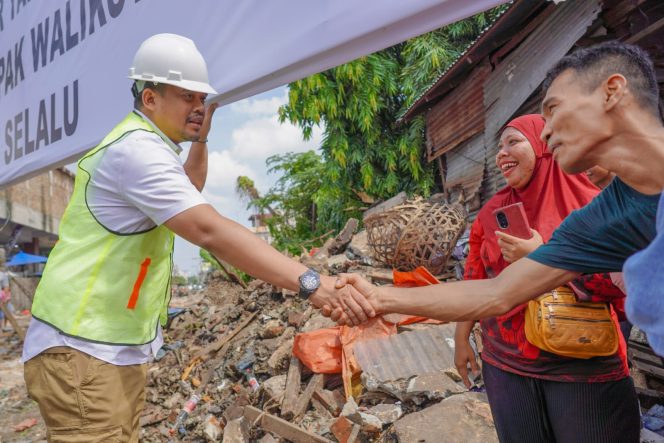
[300,270,320,291]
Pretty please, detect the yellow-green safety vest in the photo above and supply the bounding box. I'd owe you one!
[31,112,174,345]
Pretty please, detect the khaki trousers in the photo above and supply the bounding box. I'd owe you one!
[24,346,147,443]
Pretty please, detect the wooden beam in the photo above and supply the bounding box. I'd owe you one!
[312,389,342,417]
[348,424,361,443]
[244,406,334,443]
[636,387,664,403]
[603,0,647,27]
[626,17,664,44]
[281,356,302,420]
[292,373,325,419]
[193,311,257,361]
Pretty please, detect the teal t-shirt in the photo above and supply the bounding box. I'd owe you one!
[528,178,660,273]
[624,193,664,355]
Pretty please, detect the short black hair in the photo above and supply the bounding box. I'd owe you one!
[132,81,167,109]
[543,41,660,116]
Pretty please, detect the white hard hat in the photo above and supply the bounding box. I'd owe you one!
[128,33,217,95]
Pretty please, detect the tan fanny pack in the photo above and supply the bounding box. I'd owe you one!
[524,286,619,359]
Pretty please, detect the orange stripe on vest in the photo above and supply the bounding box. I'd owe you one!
[127,258,152,309]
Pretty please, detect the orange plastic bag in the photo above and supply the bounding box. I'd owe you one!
[392,266,444,326]
[292,266,443,398]
[292,326,343,374]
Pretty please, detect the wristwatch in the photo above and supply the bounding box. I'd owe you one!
[298,268,321,299]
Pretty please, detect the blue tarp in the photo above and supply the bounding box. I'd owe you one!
[6,251,47,267]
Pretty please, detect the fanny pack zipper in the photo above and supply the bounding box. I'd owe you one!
[544,313,612,328]
[544,303,605,310]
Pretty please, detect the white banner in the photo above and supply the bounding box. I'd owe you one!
[0,0,503,186]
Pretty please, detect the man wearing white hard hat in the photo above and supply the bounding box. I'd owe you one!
[21,34,374,442]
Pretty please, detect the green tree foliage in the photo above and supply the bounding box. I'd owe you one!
[244,151,329,255]
[199,249,221,270]
[278,8,505,232]
[171,275,187,286]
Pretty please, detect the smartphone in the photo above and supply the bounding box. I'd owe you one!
[492,202,532,239]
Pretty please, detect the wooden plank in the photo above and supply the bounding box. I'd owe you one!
[312,388,342,416]
[363,192,407,221]
[636,387,664,403]
[244,405,334,443]
[603,0,647,27]
[632,360,664,380]
[629,347,663,366]
[626,17,664,44]
[280,356,302,420]
[348,424,361,443]
[193,311,257,361]
[0,303,24,340]
[292,373,325,419]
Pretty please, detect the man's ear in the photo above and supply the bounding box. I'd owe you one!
[142,88,158,111]
[603,73,627,111]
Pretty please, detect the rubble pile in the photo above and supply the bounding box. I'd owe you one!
[135,220,491,443]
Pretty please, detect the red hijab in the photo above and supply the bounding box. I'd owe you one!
[476,114,599,276]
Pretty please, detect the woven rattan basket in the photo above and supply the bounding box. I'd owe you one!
[364,197,466,275]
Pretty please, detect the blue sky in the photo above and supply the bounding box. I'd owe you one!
[174,86,323,275]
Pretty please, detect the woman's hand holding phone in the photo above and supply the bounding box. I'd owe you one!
[495,229,543,263]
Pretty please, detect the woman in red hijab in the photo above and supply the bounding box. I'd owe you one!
[454,115,640,442]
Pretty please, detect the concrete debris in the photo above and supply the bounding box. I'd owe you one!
[362,370,464,404]
[346,410,382,433]
[393,392,498,443]
[260,319,285,339]
[203,414,223,441]
[262,374,287,403]
[367,403,403,425]
[346,230,374,266]
[222,417,250,443]
[258,433,278,443]
[408,371,466,401]
[301,313,337,333]
[341,397,359,417]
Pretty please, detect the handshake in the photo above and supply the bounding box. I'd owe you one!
[308,274,384,326]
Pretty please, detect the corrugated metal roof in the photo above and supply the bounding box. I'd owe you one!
[426,65,489,162]
[483,0,601,135]
[353,324,456,382]
[445,134,486,206]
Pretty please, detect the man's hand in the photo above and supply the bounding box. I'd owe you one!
[454,334,480,389]
[317,273,382,326]
[309,275,376,326]
[184,103,218,191]
[198,103,218,142]
[496,229,543,263]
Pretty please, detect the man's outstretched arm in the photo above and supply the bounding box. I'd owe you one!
[337,258,578,322]
[164,204,376,325]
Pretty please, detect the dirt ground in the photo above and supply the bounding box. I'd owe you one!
[0,313,46,443]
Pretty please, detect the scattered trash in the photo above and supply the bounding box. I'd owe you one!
[13,417,38,432]
[170,393,201,437]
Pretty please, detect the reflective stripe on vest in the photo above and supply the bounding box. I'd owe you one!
[31,112,174,345]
